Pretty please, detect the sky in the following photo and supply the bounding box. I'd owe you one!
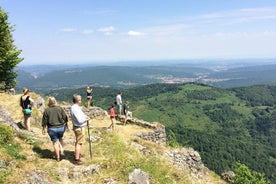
[1,0,276,65]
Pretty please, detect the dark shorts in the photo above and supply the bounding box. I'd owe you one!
[47,126,66,142]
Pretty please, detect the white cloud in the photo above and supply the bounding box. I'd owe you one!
[97,26,116,35]
[81,29,94,35]
[127,30,145,36]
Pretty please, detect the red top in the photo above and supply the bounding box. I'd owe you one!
[110,107,115,118]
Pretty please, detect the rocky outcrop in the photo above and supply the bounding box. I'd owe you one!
[0,105,20,131]
[165,148,208,179]
[62,105,107,119]
[221,171,235,183]
[33,97,45,112]
[135,126,166,146]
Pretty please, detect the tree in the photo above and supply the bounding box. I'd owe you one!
[0,7,23,91]
[234,162,270,184]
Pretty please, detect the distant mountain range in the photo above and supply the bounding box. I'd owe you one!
[16,59,276,91]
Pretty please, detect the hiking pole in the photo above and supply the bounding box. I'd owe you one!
[87,120,92,159]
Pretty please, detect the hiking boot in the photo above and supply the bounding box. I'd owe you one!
[74,159,84,165]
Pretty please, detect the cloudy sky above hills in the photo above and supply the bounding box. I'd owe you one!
[1,0,276,65]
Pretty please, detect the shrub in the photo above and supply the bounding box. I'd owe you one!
[234,162,270,184]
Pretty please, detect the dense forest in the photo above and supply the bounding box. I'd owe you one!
[43,83,276,183]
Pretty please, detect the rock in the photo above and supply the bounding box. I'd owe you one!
[68,164,100,180]
[33,97,45,112]
[128,169,150,184]
[135,127,166,146]
[88,135,103,143]
[0,105,20,131]
[22,170,52,184]
[221,171,235,183]
[165,148,207,179]
[131,142,152,155]
[62,105,107,119]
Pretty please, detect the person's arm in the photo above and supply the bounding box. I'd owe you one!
[41,111,48,135]
[61,108,69,128]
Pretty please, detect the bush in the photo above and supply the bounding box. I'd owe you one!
[234,162,270,184]
[0,125,13,144]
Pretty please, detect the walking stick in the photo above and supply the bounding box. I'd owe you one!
[87,120,92,159]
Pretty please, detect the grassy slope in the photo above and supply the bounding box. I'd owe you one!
[0,93,225,184]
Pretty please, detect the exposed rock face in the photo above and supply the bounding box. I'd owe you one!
[33,97,45,112]
[135,127,166,146]
[221,171,235,183]
[62,105,107,119]
[165,148,208,179]
[0,105,20,131]
[128,169,150,184]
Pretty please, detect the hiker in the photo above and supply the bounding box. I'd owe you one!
[116,92,123,115]
[42,97,68,162]
[71,94,90,165]
[86,86,93,108]
[123,101,131,125]
[20,87,34,131]
[108,104,116,130]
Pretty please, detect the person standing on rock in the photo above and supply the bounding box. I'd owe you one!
[116,92,123,115]
[42,97,68,162]
[86,86,93,109]
[71,94,90,165]
[123,101,131,125]
[108,104,116,131]
[20,87,34,131]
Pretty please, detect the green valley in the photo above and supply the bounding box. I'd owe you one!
[44,83,276,183]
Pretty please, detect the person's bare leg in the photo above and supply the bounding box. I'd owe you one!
[24,116,31,131]
[75,143,82,160]
[59,138,64,156]
[53,141,60,161]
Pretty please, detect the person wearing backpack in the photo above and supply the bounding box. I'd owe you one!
[20,88,34,131]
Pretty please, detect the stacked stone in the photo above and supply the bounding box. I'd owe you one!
[165,148,207,178]
[135,127,166,146]
[62,106,107,119]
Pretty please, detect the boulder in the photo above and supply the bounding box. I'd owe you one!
[128,169,150,184]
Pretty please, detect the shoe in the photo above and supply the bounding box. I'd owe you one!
[56,158,61,162]
[74,159,84,165]
[60,151,65,156]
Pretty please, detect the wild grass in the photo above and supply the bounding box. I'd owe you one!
[90,131,192,184]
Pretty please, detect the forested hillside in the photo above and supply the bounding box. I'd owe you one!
[43,83,276,183]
